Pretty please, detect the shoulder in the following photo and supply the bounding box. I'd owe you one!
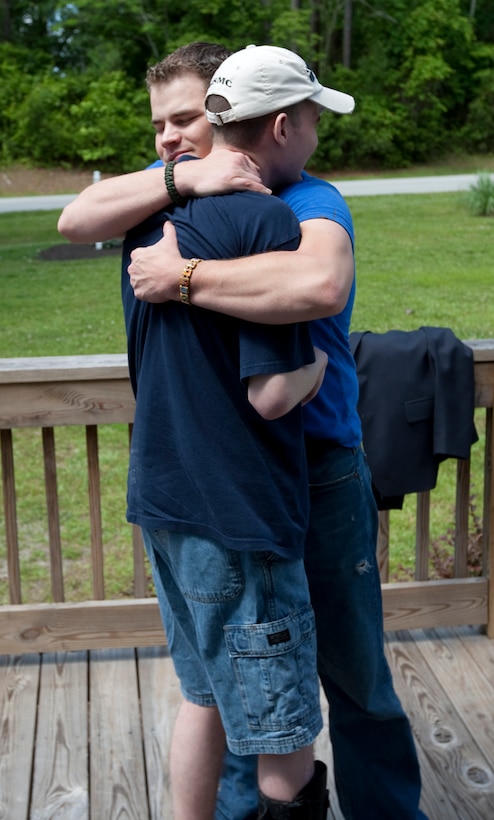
[280,171,344,198]
[231,189,295,214]
[278,172,353,238]
[227,192,299,249]
[124,209,169,248]
[201,190,299,234]
[186,189,297,229]
[145,159,164,169]
[172,190,299,259]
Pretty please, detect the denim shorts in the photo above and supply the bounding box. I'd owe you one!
[141,528,322,755]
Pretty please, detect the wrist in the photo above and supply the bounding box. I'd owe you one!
[172,160,195,198]
[164,161,187,205]
[179,258,202,305]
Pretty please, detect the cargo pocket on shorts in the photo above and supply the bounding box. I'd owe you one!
[223,603,319,731]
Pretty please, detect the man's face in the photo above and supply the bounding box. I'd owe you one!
[150,73,213,163]
[294,102,321,168]
[270,101,321,189]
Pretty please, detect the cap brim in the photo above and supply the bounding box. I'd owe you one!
[313,87,355,115]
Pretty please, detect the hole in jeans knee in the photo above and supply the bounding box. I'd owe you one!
[355,559,372,575]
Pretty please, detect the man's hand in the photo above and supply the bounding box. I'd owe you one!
[129,222,184,303]
[176,149,271,197]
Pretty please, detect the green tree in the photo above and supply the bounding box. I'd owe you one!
[9,72,82,165]
[0,42,34,162]
[1,0,493,171]
[51,0,168,77]
[70,72,152,171]
[0,0,60,70]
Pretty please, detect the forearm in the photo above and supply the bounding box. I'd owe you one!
[57,167,171,243]
[189,253,347,323]
[194,220,354,323]
[128,218,354,323]
[248,347,328,420]
[58,151,269,244]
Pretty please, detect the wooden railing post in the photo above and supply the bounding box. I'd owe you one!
[377,510,389,582]
[485,407,494,637]
[1,429,21,604]
[42,427,64,602]
[415,491,430,581]
[455,457,471,578]
[128,423,148,599]
[86,425,105,600]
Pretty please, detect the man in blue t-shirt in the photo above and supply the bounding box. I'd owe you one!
[121,46,357,820]
[59,43,427,820]
[130,49,427,820]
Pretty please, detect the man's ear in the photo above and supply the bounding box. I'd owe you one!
[272,112,289,146]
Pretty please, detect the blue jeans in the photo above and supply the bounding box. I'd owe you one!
[142,529,322,755]
[215,444,427,820]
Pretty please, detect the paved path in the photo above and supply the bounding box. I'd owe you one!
[0,173,492,213]
[0,194,79,213]
[333,173,489,197]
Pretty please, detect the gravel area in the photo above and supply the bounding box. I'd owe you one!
[1,166,113,196]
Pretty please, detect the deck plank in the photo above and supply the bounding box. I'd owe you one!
[30,651,89,819]
[0,628,493,818]
[385,627,494,820]
[137,646,181,820]
[417,626,494,757]
[0,653,40,820]
[89,648,149,819]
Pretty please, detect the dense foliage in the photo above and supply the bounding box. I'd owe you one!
[1,0,493,171]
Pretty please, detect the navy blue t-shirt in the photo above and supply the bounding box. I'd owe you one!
[122,187,315,558]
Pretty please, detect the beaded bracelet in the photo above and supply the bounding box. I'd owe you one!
[179,258,202,304]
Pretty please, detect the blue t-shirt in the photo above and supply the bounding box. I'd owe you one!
[122,189,315,558]
[279,172,362,446]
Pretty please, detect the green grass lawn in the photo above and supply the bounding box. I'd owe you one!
[351,191,492,579]
[0,190,492,601]
[0,211,126,356]
[350,192,494,339]
[0,212,131,603]
[1,192,492,355]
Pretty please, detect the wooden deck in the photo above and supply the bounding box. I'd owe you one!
[1,344,493,818]
[1,625,493,820]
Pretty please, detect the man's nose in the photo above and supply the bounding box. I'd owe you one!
[159,123,180,145]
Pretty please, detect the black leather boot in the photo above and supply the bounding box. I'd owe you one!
[257,760,329,819]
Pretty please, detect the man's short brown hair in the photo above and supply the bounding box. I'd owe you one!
[146,42,232,90]
[207,95,312,151]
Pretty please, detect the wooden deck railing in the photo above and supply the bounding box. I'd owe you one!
[0,341,493,655]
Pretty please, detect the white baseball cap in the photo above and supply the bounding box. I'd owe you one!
[205,44,355,125]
